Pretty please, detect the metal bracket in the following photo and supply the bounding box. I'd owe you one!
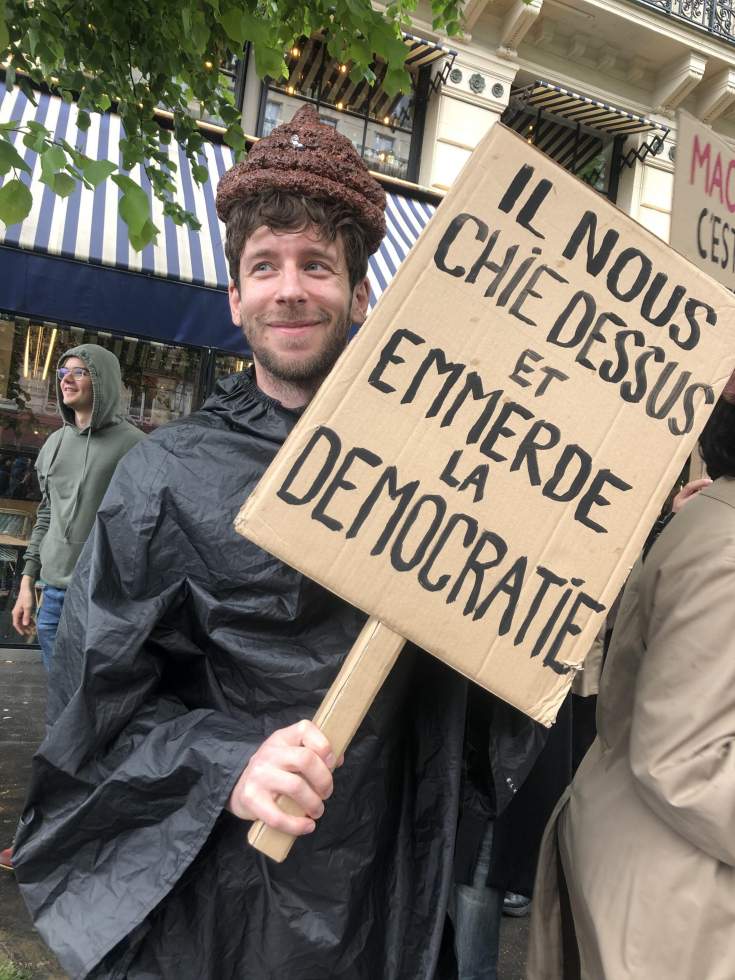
[428,51,458,96]
[620,128,671,169]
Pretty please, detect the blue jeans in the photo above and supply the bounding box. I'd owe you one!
[451,822,502,980]
[36,585,66,671]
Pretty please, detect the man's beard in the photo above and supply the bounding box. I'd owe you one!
[244,315,350,385]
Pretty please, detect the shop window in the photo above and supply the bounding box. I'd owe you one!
[257,35,430,183]
[213,351,252,383]
[0,314,210,646]
[263,98,284,137]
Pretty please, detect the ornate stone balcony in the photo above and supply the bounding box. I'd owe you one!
[634,0,735,45]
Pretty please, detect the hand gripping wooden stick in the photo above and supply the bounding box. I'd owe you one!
[248,616,406,862]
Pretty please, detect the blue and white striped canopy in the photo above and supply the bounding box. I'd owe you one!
[0,85,435,327]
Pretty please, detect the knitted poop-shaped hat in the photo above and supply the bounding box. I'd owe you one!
[215,104,387,254]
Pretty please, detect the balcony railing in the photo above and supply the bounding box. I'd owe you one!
[634,0,735,44]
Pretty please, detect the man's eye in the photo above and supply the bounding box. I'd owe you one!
[252,262,273,273]
[305,261,328,272]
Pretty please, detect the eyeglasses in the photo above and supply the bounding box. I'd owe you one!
[57,367,90,380]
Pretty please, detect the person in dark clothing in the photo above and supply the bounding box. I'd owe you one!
[8,455,29,497]
[13,106,469,980]
[451,690,557,980]
[0,458,12,496]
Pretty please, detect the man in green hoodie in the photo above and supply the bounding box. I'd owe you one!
[12,343,145,668]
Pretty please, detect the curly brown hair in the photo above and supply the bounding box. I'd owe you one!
[224,190,371,291]
[699,396,735,480]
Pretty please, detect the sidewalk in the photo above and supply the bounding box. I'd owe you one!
[0,649,529,980]
[0,649,65,979]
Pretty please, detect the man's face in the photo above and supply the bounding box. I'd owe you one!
[228,225,370,388]
[59,356,93,414]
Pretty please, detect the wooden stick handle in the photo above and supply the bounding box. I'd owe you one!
[248,617,406,862]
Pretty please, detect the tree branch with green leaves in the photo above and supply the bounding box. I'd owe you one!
[0,0,462,248]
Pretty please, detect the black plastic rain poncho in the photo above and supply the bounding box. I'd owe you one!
[14,372,467,980]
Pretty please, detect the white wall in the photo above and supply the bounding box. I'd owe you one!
[419,50,517,190]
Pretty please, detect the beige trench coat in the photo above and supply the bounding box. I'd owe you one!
[527,477,735,980]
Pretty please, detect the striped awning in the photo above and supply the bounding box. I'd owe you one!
[503,103,608,176]
[514,81,664,137]
[370,192,435,306]
[0,86,434,329]
[402,32,457,71]
[282,32,454,130]
[0,85,233,289]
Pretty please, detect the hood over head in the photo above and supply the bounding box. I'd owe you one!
[56,343,124,430]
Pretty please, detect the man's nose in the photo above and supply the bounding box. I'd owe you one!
[275,266,307,303]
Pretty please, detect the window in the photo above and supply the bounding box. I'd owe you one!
[257,35,431,183]
[187,54,243,127]
[263,99,284,136]
[0,314,213,645]
[213,351,252,382]
[373,133,395,154]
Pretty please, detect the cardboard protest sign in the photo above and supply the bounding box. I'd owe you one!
[237,122,735,858]
[671,110,735,291]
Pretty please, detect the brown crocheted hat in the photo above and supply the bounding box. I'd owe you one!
[216,104,386,254]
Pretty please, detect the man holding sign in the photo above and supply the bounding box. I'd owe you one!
[11,107,481,979]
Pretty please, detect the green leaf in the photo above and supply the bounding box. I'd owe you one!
[4,62,15,91]
[0,178,32,226]
[26,27,39,59]
[129,218,159,251]
[60,139,85,169]
[97,94,112,112]
[51,172,76,197]
[192,162,209,184]
[220,8,248,44]
[39,144,66,180]
[221,7,266,46]
[76,110,91,132]
[0,138,31,176]
[16,75,37,106]
[0,0,9,53]
[112,174,151,237]
[224,124,246,156]
[182,211,201,231]
[81,158,116,187]
[253,44,287,81]
[190,11,209,50]
[22,129,46,152]
[218,103,240,125]
[119,137,144,170]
